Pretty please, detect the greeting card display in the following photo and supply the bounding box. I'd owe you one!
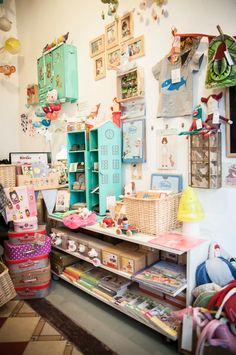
[55,190,70,212]
[4,186,37,222]
[122,118,146,163]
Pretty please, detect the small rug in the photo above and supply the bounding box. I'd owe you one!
[0,299,116,355]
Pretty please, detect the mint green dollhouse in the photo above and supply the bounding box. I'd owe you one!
[37,43,78,105]
[67,130,90,209]
[67,121,122,215]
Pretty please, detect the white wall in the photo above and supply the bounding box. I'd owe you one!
[0,0,20,159]
[14,0,236,253]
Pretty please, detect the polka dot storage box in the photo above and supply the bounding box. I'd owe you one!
[4,236,51,260]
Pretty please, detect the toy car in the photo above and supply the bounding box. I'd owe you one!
[116,225,139,236]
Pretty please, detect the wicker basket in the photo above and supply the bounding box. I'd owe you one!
[123,193,182,235]
[0,165,16,188]
[0,262,16,307]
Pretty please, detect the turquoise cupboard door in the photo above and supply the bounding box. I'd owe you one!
[63,44,78,103]
[52,45,65,100]
[37,52,53,105]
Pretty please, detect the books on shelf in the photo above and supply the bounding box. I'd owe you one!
[132,261,186,295]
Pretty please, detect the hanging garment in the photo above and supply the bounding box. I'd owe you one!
[205,34,236,89]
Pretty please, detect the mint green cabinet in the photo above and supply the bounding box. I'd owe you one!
[37,43,78,106]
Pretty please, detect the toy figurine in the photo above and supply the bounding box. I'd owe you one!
[99,209,115,228]
[116,216,139,236]
[86,103,101,136]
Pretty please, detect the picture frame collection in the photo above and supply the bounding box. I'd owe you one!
[89,12,145,80]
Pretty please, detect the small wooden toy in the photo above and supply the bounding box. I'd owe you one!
[99,209,115,228]
[116,216,139,236]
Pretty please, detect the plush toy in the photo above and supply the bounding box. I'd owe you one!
[201,92,232,134]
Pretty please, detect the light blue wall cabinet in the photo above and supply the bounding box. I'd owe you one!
[89,121,122,216]
[37,43,78,106]
[67,131,90,209]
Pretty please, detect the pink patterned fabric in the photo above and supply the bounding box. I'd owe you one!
[4,236,51,260]
[63,212,97,229]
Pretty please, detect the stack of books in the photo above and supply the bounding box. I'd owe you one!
[97,275,131,297]
[132,261,187,295]
[112,289,180,339]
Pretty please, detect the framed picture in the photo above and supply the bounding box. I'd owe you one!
[151,174,183,193]
[225,86,236,157]
[121,99,146,119]
[122,118,146,163]
[107,46,121,69]
[89,34,105,58]
[9,152,51,164]
[105,20,118,50]
[55,190,70,212]
[122,35,145,61]
[94,53,106,80]
[119,12,133,43]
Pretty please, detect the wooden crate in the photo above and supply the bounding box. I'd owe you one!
[16,173,61,190]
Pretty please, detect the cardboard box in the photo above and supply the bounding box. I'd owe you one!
[139,246,160,266]
[102,246,123,269]
[120,250,146,274]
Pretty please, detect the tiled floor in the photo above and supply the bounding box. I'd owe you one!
[0,300,83,355]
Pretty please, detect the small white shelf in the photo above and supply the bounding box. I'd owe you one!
[52,244,132,280]
[51,271,178,341]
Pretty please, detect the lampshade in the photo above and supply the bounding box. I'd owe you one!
[177,186,204,222]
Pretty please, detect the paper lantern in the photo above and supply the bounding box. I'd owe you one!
[177,186,204,236]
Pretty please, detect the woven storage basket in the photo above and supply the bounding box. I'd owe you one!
[0,261,16,307]
[123,193,182,235]
[0,165,16,188]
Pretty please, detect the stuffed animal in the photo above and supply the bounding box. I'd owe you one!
[0,65,16,77]
[201,92,232,134]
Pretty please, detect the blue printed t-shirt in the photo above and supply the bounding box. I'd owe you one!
[152,52,203,118]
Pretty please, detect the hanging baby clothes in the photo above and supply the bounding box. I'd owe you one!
[0,183,8,221]
[205,34,236,89]
[152,36,203,118]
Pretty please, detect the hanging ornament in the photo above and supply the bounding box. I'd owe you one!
[20,113,28,133]
[0,37,21,55]
[0,16,12,32]
[152,7,158,21]
[101,11,105,20]
[35,107,46,118]
[0,64,16,77]
[41,119,51,127]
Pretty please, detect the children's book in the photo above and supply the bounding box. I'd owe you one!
[132,261,186,295]
[150,232,205,252]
